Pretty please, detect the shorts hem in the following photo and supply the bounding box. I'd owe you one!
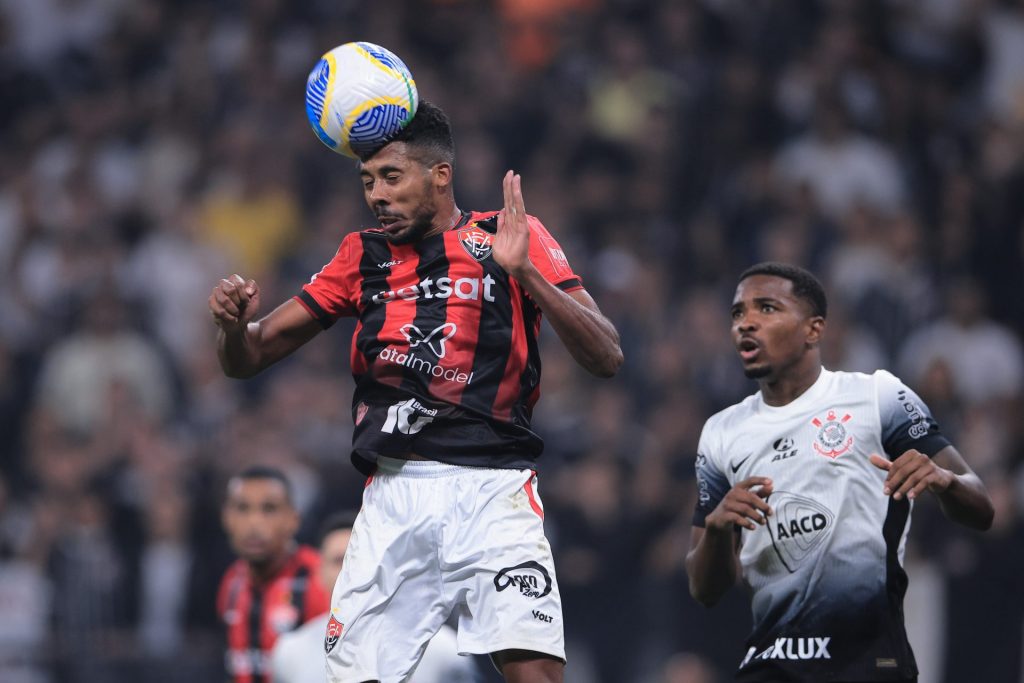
[458,639,566,663]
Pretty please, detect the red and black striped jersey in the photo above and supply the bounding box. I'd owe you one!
[294,210,583,473]
[216,545,330,683]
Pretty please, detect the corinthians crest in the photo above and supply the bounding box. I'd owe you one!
[459,225,494,261]
[811,409,854,459]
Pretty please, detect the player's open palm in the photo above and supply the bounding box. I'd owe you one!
[869,450,953,501]
[210,274,261,333]
[706,477,774,533]
[492,170,532,278]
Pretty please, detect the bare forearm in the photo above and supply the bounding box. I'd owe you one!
[515,267,623,377]
[217,322,265,378]
[216,302,322,378]
[936,473,994,530]
[685,528,740,606]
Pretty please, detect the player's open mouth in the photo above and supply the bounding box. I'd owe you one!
[738,338,760,362]
[377,216,405,233]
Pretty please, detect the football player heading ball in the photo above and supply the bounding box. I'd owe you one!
[209,98,622,682]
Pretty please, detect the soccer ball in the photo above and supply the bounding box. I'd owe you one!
[304,42,418,159]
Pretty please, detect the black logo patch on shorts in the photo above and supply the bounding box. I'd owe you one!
[324,614,343,654]
[494,561,552,599]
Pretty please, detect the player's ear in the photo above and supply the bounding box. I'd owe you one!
[807,316,825,346]
[431,162,453,191]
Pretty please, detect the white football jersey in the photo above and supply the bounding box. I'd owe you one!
[694,368,950,682]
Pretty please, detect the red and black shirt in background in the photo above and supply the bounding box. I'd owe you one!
[216,545,330,683]
[294,210,583,474]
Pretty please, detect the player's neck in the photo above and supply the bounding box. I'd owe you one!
[425,204,463,238]
[759,362,822,407]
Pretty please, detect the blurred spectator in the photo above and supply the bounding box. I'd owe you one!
[897,278,1024,405]
[123,202,230,366]
[32,288,175,436]
[981,0,1024,123]
[0,474,53,683]
[774,94,907,219]
[199,120,302,280]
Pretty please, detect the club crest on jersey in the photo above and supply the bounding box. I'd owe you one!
[324,614,343,654]
[811,409,854,459]
[459,226,494,261]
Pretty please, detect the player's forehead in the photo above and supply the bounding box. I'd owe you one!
[732,274,797,305]
[226,477,290,504]
[359,142,415,174]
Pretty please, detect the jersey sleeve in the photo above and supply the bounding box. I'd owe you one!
[876,369,951,458]
[294,232,363,328]
[527,217,583,292]
[692,419,731,528]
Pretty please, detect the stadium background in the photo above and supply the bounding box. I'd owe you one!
[1,0,1022,681]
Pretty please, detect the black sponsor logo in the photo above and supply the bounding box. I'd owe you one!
[771,437,798,462]
[730,453,753,474]
[532,609,553,623]
[494,561,552,599]
[765,492,834,572]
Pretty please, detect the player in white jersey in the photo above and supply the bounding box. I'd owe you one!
[686,263,994,683]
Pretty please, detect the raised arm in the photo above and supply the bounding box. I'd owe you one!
[210,274,323,378]
[869,446,994,530]
[491,171,623,378]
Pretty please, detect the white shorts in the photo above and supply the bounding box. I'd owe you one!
[325,457,565,683]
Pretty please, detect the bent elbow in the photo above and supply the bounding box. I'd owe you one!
[592,347,624,378]
[688,581,723,608]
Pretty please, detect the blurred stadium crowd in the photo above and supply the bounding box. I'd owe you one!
[1,0,1023,682]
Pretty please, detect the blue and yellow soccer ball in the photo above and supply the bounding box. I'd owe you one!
[305,42,418,159]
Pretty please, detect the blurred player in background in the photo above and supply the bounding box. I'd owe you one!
[218,466,331,683]
[686,262,994,682]
[209,102,622,682]
[271,511,479,683]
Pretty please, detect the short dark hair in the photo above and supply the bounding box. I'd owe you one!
[316,510,358,546]
[229,465,293,503]
[739,262,828,319]
[360,100,455,167]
